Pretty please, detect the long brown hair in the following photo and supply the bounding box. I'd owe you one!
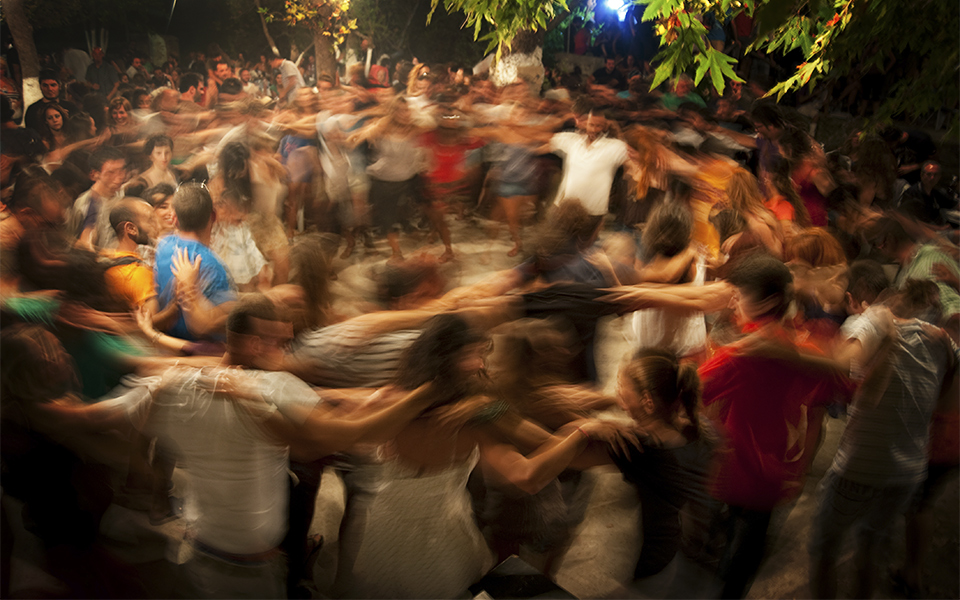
[622,348,702,441]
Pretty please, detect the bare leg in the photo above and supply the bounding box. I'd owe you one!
[501,194,535,257]
[286,181,306,237]
[387,231,403,261]
[426,200,454,261]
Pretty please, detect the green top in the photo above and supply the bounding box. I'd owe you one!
[661,92,707,112]
[3,296,146,401]
[896,242,960,320]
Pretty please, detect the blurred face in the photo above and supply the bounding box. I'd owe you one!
[729,285,774,326]
[580,112,605,141]
[756,122,778,140]
[921,164,941,189]
[131,204,159,245]
[44,108,63,131]
[215,62,231,81]
[94,158,127,194]
[92,47,104,63]
[456,342,488,379]
[616,373,646,421]
[40,79,59,101]
[111,105,129,126]
[240,69,251,83]
[438,106,462,129]
[150,143,172,169]
[294,89,316,111]
[605,58,616,72]
[213,196,244,225]
[415,68,431,93]
[153,196,176,230]
[36,184,67,226]
[675,78,692,96]
[132,58,142,69]
[137,94,151,109]
[246,318,293,371]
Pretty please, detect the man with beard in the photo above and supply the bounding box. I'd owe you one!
[101,198,160,313]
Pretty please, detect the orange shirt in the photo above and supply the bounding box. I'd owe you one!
[102,249,156,310]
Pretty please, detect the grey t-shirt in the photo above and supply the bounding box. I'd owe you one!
[279,59,305,103]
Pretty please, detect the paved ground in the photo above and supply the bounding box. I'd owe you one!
[4,216,958,598]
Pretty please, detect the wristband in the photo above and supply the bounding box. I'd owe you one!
[152,331,163,344]
[575,426,589,441]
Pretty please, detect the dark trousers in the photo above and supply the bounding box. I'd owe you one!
[717,505,772,599]
[282,457,329,596]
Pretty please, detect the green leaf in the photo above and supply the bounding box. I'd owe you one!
[754,0,798,40]
[693,52,711,86]
[709,59,725,96]
[650,65,672,91]
[642,0,670,23]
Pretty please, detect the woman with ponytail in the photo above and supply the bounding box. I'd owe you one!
[540,347,718,581]
[603,348,716,580]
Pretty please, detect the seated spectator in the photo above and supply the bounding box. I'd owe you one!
[899,161,952,226]
[660,75,707,112]
[591,57,627,91]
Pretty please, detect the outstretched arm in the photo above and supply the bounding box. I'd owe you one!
[601,281,734,314]
[477,419,625,494]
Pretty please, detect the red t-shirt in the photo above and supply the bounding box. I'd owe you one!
[700,325,854,510]
[418,130,484,186]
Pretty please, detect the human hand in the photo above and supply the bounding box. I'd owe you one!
[564,418,640,455]
[171,247,202,289]
[135,304,157,338]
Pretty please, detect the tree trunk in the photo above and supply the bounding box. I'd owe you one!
[5,0,42,110]
[491,28,545,89]
[315,35,337,83]
[253,0,281,57]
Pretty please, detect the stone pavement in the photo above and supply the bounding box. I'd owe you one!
[4,217,958,598]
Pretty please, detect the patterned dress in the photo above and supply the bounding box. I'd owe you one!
[333,447,494,598]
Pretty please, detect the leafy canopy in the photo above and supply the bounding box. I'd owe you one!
[261,0,357,44]
[427,0,568,60]
[639,0,959,129]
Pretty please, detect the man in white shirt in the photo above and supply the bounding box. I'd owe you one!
[548,103,638,226]
[137,295,438,597]
[269,54,305,106]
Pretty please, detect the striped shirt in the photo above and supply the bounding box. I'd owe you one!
[289,321,422,388]
[833,315,959,486]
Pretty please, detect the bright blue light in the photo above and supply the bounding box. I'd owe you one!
[604,0,630,21]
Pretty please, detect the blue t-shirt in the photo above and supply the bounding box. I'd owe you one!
[154,234,237,341]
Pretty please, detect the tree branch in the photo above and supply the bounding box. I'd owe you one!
[296,42,315,67]
[254,0,281,57]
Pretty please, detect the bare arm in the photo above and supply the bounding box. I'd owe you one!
[478,427,590,494]
[294,384,438,457]
[601,281,734,314]
[638,246,697,283]
[478,418,627,494]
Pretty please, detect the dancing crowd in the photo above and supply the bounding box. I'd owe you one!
[0,40,958,600]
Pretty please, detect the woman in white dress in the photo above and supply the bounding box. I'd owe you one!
[332,314,617,598]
